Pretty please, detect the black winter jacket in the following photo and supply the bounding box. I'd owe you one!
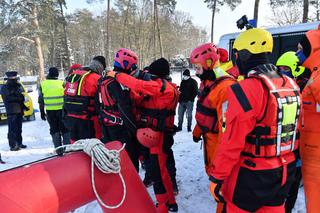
[179,77,198,103]
[0,80,26,115]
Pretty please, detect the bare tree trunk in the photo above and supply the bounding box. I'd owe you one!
[121,0,131,47]
[31,5,45,81]
[254,0,260,26]
[316,1,320,21]
[303,0,309,23]
[210,0,217,43]
[153,0,157,59]
[106,0,111,68]
[58,0,70,70]
[49,16,55,67]
[154,0,163,57]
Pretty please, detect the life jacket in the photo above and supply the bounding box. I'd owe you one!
[136,79,179,132]
[195,67,234,134]
[243,67,301,158]
[64,69,96,117]
[98,77,123,126]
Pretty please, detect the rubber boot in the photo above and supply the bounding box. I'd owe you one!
[52,132,62,148]
[62,132,71,145]
[155,194,169,213]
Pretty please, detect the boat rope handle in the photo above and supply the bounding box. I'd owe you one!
[58,139,126,209]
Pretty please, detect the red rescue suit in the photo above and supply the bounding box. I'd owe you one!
[212,65,301,212]
[64,68,102,141]
[115,72,178,212]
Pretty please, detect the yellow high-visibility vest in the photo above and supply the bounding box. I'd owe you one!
[41,79,64,110]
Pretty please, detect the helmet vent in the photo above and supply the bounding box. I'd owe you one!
[250,41,256,45]
[262,41,266,45]
[201,50,208,55]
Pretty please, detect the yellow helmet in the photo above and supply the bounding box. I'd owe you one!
[276,51,305,78]
[233,28,273,54]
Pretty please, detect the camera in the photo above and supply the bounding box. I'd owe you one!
[236,15,254,30]
[236,15,248,30]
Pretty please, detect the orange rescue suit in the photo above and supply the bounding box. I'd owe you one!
[193,76,236,177]
[300,26,320,213]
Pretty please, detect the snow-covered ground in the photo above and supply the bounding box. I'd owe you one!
[0,72,306,212]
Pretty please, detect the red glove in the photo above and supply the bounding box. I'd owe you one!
[209,176,225,203]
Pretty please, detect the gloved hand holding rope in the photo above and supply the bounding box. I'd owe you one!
[56,139,126,209]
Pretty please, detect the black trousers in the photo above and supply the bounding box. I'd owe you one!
[64,116,96,142]
[285,166,302,213]
[46,110,68,135]
[102,125,140,171]
[7,113,23,148]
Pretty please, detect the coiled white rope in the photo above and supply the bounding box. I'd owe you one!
[57,139,126,209]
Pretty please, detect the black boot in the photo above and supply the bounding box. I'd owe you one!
[19,144,27,149]
[10,145,20,151]
[168,203,178,212]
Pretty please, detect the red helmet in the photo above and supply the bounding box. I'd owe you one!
[114,48,138,71]
[190,43,219,70]
[217,48,228,63]
[69,63,82,71]
[136,128,161,148]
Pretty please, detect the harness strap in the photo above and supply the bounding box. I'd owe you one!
[196,102,217,116]
[231,84,252,112]
[160,79,166,93]
[246,132,300,145]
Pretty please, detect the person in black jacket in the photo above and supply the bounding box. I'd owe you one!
[98,48,139,171]
[0,71,28,151]
[177,69,198,132]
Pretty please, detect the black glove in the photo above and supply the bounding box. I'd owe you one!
[193,136,202,143]
[209,176,225,203]
[40,110,46,121]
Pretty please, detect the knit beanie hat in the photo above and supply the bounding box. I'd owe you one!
[93,56,106,69]
[48,67,59,78]
[148,58,170,78]
[183,69,190,76]
[90,55,106,74]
